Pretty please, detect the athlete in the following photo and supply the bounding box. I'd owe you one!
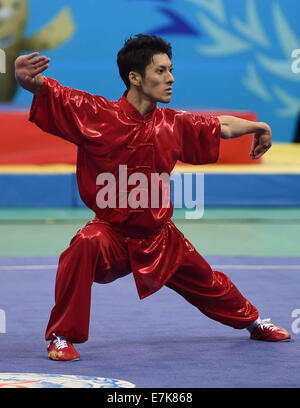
[15,34,291,361]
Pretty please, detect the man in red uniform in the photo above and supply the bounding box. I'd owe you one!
[15,34,291,361]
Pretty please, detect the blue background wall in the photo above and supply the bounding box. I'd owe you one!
[6,0,300,142]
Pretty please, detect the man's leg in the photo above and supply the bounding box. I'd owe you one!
[164,240,290,341]
[165,250,258,330]
[45,222,131,344]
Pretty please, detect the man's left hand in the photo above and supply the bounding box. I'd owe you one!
[249,123,272,160]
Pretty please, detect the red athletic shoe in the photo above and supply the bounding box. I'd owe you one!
[250,318,291,342]
[47,334,80,361]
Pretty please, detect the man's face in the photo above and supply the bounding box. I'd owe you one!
[138,53,175,104]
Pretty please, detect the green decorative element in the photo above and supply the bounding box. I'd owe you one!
[196,11,251,55]
[233,0,270,47]
[273,86,300,117]
[186,0,226,23]
[189,0,300,118]
[242,63,273,102]
[273,3,300,58]
[0,0,75,101]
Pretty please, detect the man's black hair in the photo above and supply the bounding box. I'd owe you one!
[117,34,172,89]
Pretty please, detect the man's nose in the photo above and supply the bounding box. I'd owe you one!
[168,72,175,83]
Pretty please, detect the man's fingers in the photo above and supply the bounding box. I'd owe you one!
[250,132,272,159]
[250,144,270,159]
[250,137,258,157]
[33,59,50,70]
[32,56,50,65]
[32,64,49,75]
[27,52,40,60]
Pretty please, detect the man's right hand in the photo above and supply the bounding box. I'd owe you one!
[15,52,50,95]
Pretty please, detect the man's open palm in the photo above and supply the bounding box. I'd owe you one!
[15,52,50,94]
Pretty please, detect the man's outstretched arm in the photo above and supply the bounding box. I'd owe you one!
[218,115,272,160]
[17,53,106,146]
[15,52,50,95]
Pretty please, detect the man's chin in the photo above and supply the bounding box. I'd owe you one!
[157,96,172,104]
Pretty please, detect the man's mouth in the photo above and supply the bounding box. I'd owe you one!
[165,88,172,94]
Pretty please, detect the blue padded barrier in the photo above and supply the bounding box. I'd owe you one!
[1,173,300,207]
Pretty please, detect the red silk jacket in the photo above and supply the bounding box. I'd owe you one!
[29,77,221,298]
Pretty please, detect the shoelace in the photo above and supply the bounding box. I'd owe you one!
[52,333,68,349]
[257,318,279,332]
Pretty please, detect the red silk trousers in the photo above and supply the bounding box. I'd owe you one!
[45,222,258,343]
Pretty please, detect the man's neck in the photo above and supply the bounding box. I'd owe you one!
[126,88,156,118]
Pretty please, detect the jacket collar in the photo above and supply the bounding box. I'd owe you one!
[119,92,157,123]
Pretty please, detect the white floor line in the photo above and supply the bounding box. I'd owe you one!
[0,264,300,271]
[212,265,300,270]
[0,265,57,271]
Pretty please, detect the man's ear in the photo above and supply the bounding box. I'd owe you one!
[129,71,141,87]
